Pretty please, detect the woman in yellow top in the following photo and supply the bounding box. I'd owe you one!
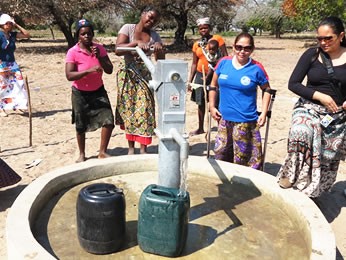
[188,17,228,136]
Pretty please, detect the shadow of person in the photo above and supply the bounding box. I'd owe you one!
[312,181,346,259]
[183,159,262,255]
[189,142,208,156]
[0,184,27,212]
[314,180,346,223]
[262,162,282,177]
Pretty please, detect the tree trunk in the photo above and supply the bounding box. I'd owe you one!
[275,17,283,39]
[49,25,55,40]
[173,12,188,46]
[47,3,75,48]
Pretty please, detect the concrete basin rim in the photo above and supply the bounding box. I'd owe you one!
[6,154,335,259]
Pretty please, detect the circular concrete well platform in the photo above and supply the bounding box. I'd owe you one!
[6,155,335,259]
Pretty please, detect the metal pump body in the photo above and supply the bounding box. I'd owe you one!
[116,47,189,188]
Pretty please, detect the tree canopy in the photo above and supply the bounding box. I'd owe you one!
[2,0,242,48]
[2,0,346,48]
[282,0,346,27]
[4,0,120,48]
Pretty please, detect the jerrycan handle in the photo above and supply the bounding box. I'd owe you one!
[85,183,123,197]
[151,187,175,198]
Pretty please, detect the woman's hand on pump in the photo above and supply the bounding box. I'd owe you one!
[152,42,163,52]
[137,41,150,51]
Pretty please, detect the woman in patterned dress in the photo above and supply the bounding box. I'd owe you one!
[0,13,30,117]
[277,16,346,198]
[115,6,165,154]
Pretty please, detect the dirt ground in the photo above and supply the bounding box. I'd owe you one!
[0,35,345,259]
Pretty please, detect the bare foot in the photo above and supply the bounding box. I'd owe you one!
[279,177,293,189]
[98,152,111,159]
[189,129,205,136]
[128,147,135,155]
[15,109,26,114]
[0,110,8,117]
[76,154,86,163]
[140,150,148,154]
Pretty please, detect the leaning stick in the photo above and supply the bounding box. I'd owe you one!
[24,75,32,146]
[202,65,211,158]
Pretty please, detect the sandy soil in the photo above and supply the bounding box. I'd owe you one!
[0,35,345,259]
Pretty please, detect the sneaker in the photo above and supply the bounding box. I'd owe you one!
[279,177,293,189]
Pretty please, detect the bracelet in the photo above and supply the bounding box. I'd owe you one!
[207,86,217,91]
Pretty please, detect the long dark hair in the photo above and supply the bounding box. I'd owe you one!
[318,16,346,47]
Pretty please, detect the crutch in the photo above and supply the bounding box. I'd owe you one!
[201,65,213,158]
[190,66,213,158]
[262,89,277,171]
[206,91,213,158]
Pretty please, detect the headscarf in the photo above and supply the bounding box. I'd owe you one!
[196,17,210,26]
[75,19,94,35]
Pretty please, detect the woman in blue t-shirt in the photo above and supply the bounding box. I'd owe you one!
[208,32,272,170]
[0,13,30,117]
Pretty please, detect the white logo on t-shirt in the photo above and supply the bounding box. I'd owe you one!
[240,76,251,86]
[219,74,228,80]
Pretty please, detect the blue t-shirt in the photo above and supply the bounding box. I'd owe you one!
[0,31,17,62]
[215,56,269,122]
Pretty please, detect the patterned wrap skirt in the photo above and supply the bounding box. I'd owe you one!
[0,61,27,110]
[277,98,346,198]
[71,86,114,134]
[214,118,262,170]
[115,62,155,145]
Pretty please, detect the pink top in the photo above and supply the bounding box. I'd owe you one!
[65,42,107,91]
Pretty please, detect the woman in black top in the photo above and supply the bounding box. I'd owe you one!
[277,16,346,198]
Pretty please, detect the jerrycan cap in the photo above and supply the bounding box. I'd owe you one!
[82,183,123,198]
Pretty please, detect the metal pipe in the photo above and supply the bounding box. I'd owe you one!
[116,46,155,75]
[169,128,189,161]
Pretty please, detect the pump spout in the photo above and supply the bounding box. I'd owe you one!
[169,128,189,161]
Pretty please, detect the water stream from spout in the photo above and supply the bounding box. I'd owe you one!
[178,158,188,197]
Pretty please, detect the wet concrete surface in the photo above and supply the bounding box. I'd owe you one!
[33,171,309,259]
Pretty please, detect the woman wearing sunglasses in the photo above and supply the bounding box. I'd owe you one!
[208,32,272,170]
[277,16,346,199]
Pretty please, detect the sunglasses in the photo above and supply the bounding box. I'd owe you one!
[316,36,334,42]
[234,45,253,52]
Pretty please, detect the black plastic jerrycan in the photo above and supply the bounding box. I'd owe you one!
[137,184,190,257]
[76,183,126,254]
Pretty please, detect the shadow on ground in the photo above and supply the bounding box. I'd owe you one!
[0,184,27,212]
